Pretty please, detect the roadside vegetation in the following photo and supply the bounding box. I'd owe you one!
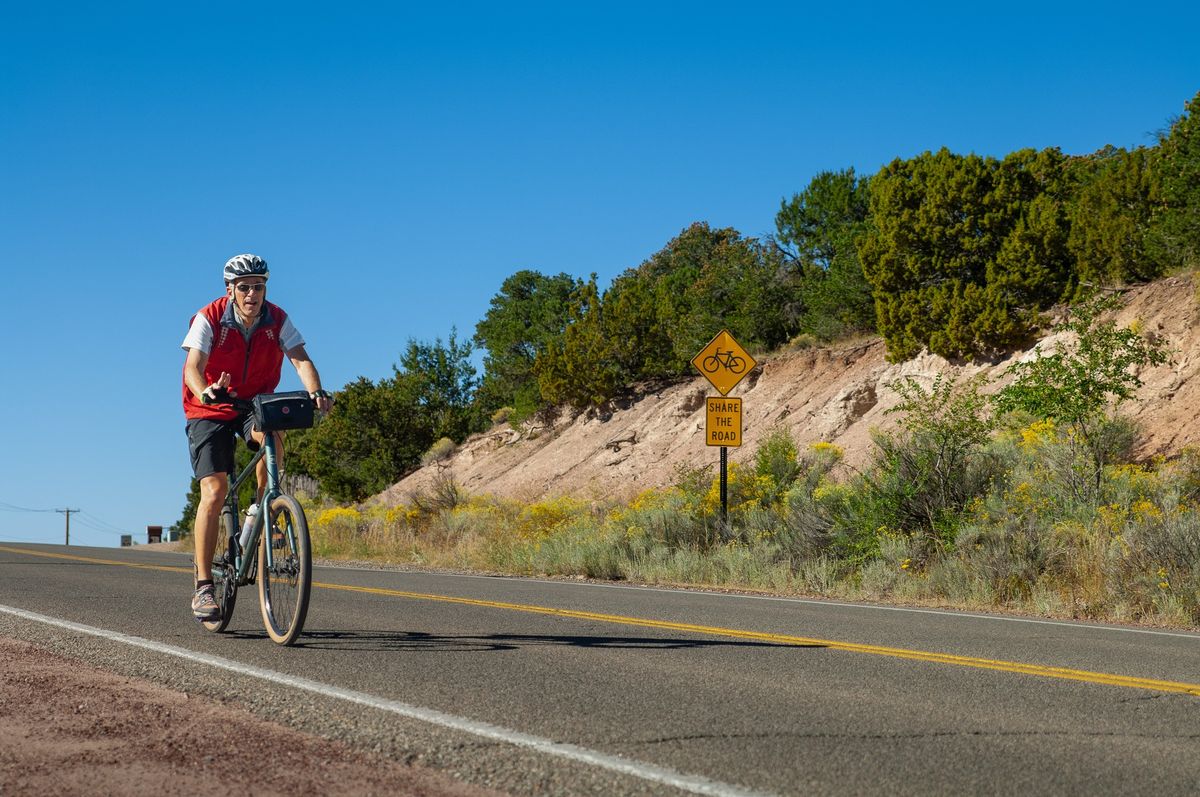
[301,298,1200,628]
[302,431,1200,627]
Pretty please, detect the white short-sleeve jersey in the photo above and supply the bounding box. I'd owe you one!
[182,313,304,354]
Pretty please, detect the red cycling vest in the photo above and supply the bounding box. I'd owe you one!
[182,297,289,421]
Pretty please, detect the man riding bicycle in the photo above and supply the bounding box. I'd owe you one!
[181,254,332,620]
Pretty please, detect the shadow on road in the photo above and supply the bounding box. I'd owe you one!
[285,629,823,652]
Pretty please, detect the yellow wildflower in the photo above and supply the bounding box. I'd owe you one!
[809,442,845,461]
[1019,419,1056,451]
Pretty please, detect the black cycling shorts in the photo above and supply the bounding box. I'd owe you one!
[185,413,261,480]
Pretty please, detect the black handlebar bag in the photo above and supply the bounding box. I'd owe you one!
[252,391,315,432]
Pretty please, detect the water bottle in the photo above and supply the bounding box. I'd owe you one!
[239,503,259,550]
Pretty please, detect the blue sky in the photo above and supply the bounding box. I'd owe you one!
[2,2,1198,546]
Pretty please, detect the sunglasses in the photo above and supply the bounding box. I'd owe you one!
[234,282,266,294]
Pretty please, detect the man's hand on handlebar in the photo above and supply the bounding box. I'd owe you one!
[200,372,237,405]
[310,389,333,413]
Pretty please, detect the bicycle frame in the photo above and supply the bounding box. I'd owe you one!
[226,433,286,585]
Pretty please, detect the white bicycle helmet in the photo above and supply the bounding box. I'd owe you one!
[223,254,269,284]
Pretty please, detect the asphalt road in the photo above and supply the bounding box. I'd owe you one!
[1,542,1199,796]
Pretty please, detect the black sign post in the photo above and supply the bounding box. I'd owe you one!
[719,446,728,527]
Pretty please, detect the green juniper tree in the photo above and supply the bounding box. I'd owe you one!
[473,270,581,422]
[1149,91,1200,269]
[776,168,875,340]
[859,148,1072,360]
[1067,146,1163,288]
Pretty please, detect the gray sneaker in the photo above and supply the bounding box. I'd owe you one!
[191,585,220,620]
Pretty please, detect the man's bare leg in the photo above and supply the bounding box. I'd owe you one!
[193,473,228,583]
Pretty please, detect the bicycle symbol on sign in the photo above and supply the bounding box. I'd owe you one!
[701,348,747,375]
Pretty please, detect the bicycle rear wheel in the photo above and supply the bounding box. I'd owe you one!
[201,507,239,633]
[257,494,311,645]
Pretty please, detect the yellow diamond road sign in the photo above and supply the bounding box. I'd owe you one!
[692,329,756,396]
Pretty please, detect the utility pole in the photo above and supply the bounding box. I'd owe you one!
[56,508,80,546]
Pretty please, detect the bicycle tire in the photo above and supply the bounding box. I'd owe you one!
[702,355,720,373]
[727,356,746,374]
[257,494,311,645]
[201,507,239,633]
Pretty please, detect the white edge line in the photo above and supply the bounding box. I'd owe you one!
[0,603,773,797]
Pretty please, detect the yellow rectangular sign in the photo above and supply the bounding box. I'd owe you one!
[706,397,742,447]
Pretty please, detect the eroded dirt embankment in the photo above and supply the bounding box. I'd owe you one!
[380,276,1200,506]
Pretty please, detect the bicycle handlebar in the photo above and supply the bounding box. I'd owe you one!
[201,387,333,411]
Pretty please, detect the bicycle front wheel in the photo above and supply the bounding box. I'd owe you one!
[257,494,311,645]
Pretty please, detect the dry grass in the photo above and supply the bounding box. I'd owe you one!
[305,431,1200,629]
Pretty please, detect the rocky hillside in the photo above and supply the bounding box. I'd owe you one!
[376,276,1200,507]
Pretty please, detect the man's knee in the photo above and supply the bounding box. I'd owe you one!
[198,474,228,506]
[249,429,283,448]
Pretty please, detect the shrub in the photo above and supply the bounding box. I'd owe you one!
[1111,498,1200,624]
[754,427,802,504]
[311,506,364,558]
[868,374,1003,552]
[771,447,849,564]
[421,437,457,466]
[789,333,818,350]
[408,471,465,515]
[621,487,716,552]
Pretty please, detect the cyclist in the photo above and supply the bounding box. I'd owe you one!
[181,254,332,621]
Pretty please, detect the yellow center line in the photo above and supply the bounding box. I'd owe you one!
[317,581,1200,696]
[5,545,1199,697]
[0,545,194,575]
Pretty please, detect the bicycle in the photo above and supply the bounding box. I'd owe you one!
[199,389,314,645]
[701,348,747,374]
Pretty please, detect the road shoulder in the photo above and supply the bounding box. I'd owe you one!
[0,636,496,797]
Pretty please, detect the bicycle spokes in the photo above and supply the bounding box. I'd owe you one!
[257,495,311,645]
